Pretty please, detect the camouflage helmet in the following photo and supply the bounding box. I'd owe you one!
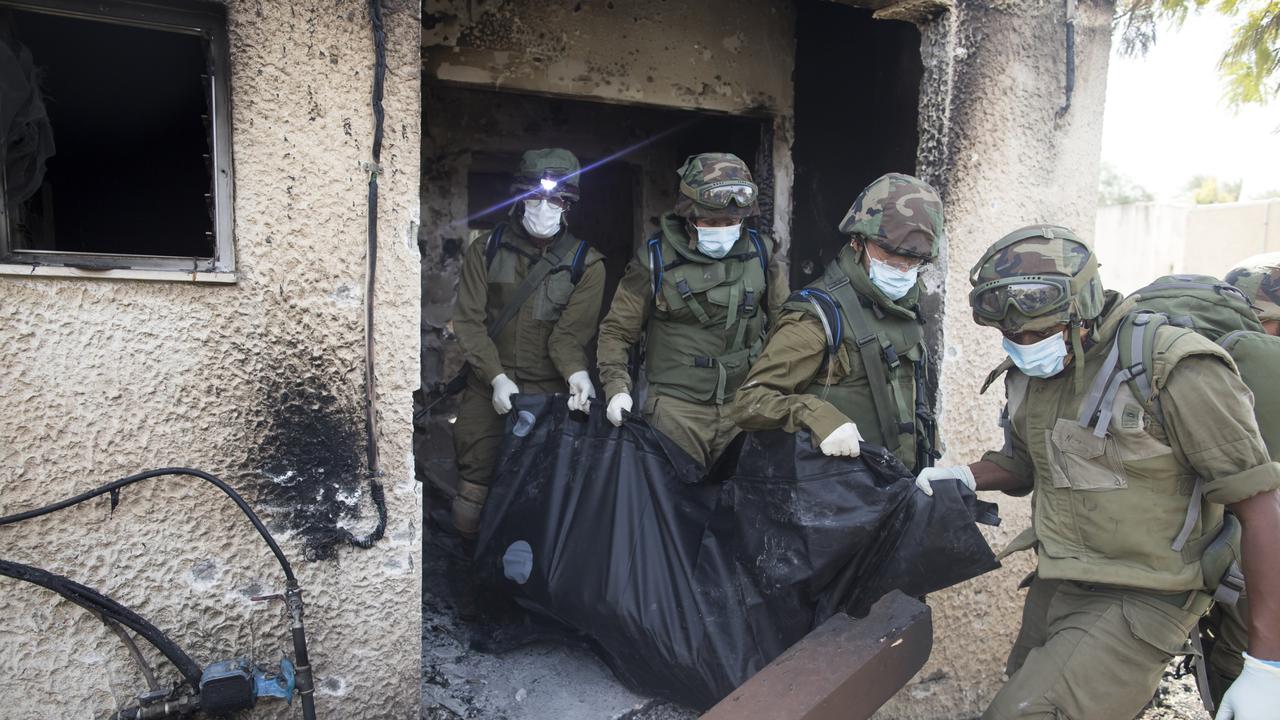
[511,148,581,202]
[838,173,944,261]
[969,224,1105,333]
[673,152,760,220]
[1225,252,1280,323]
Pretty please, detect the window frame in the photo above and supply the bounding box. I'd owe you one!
[0,0,236,281]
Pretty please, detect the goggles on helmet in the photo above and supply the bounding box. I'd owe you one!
[970,275,1072,322]
[684,181,757,209]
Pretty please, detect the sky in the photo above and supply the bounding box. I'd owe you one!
[1101,12,1280,201]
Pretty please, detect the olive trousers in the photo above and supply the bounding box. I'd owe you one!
[985,576,1211,720]
[642,392,740,468]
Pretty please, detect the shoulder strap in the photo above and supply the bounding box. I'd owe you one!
[486,232,574,339]
[647,234,663,297]
[484,224,505,269]
[1217,329,1252,352]
[792,288,843,361]
[822,263,903,453]
[1077,311,1164,437]
[569,239,589,284]
[747,228,768,282]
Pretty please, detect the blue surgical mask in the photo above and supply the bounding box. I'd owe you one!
[1002,332,1069,378]
[868,257,920,300]
[694,223,741,259]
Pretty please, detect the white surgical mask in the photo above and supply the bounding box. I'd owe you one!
[1002,332,1069,378]
[694,223,742,258]
[522,199,563,238]
[868,257,920,300]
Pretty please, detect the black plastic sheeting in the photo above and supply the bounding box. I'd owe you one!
[475,394,1000,710]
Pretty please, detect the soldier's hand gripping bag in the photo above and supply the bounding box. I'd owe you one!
[474,394,1000,709]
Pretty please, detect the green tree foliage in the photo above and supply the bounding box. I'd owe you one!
[1098,162,1156,205]
[1184,174,1244,202]
[1116,0,1280,108]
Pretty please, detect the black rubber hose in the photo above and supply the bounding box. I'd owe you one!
[362,0,386,478]
[0,467,295,585]
[0,558,204,687]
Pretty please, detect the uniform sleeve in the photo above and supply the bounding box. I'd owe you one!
[1160,355,1280,506]
[764,241,791,327]
[548,255,605,379]
[978,371,1036,497]
[596,258,653,401]
[451,235,505,384]
[730,312,851,442]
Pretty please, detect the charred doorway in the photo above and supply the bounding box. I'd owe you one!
[417,84,771,495]
[790,0,923,287]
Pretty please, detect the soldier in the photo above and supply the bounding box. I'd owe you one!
[450,148,604,543]
[1200,252,1280,707]
[731,173,944,469]
[595,152,789,466]
[914,226,1280,719]
[1227,253,1280,337]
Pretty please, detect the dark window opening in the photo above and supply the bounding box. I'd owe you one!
[790,0,923,287]
[0,0,233,274]
[437,87,769,316]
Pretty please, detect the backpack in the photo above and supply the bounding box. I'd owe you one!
[1077,274,1262,437]
[1077,274,1261,605]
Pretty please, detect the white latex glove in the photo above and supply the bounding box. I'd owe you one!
[490,373,519,415]
[819,422,863,457]
[914,465,977,496]
[606,392,633,427]
[567,371,595,413]
[1216,653,1280,719]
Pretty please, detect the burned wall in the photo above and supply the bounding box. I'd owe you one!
[423,0,794,116]
[0,1,422,718]
[877,0,1118,717]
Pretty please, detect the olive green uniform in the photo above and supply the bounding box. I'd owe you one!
[1203,331,1280,702]
[732,244,930,471]
[450,222,604,536]
[596,212,789,466]
[981,293,1280,719]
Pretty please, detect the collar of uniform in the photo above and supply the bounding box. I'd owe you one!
[659,210,748,265]
[834,244,920,320]
[1083,290,1132,357]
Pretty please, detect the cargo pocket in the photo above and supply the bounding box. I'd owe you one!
[1048,418,1127,491]
[533,271,574,321]
[1121,595,1195,658]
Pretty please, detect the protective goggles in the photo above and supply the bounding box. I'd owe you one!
[686,181,757,209]
[970,275,1072,321]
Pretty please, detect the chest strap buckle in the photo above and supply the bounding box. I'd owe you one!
[693,356,717,368]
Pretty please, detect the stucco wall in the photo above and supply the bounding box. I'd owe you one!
[0,1,422,718]
[1095,200,1280,294]
[879,0,1117,716]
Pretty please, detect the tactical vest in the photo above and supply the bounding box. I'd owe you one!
[643,226,771,404]
[484,223,590,325]
[783,253,935,471]
[991,295,1240,593]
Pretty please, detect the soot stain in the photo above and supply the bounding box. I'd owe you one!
[255,371,366,562]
